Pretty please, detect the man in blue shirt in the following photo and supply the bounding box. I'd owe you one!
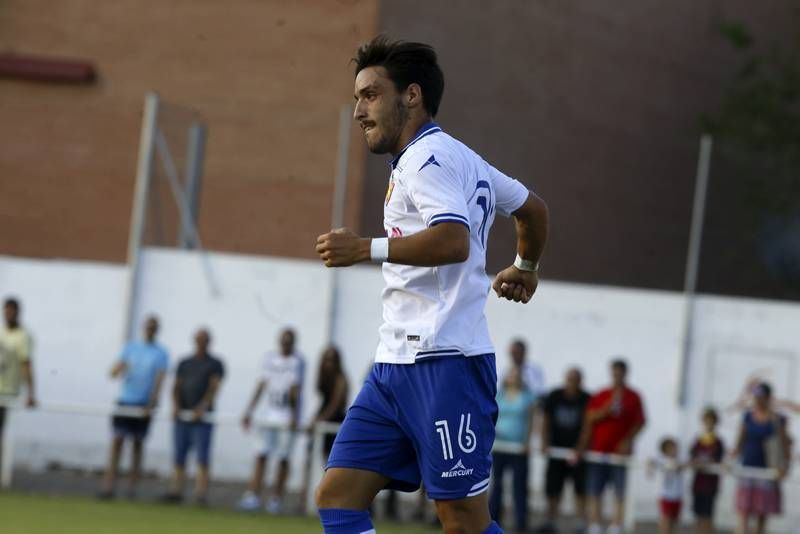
[99,315,168,498]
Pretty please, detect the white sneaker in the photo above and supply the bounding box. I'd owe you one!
[605,526,622,534]
[266,496,282,514]
[587,525,603,534]
[236,491,261,511]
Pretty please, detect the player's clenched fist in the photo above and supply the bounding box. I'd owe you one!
[315,228,371,267]
[492,266,538,303]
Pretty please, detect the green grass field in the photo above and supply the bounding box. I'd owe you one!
[0,492,435,534]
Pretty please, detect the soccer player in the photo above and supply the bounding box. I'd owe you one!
[314,36,549,534]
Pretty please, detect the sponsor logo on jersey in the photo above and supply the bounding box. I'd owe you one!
[441,459,474,478]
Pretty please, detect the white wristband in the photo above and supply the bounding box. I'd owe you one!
[514,254,539,272]
[370,238,389,263]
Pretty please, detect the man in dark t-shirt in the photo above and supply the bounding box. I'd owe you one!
[536,367,590,533]
[163,328,224,504]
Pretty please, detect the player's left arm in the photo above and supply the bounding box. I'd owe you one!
[492,191,549,303]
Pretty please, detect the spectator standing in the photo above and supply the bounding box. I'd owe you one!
[507,339,546,398]
[732,382,791,534]
[579,359,646,534]
[99,315,168,498]
[648,437,684,534]
[163,328,224,505]
[311,345,348,460]
[535,367,590,533]
[0,298,36,471]
[489,366,536,533]
[238,328,304,513]
[689,407,725,534]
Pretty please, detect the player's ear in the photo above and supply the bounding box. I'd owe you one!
[406,83,423,109]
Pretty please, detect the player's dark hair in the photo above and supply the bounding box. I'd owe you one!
[3,297,19,310]
[611,358,628,373]
[659,436,677,454]
[702,406,719,424]
[511,338,527,352]
[354,35,445,117]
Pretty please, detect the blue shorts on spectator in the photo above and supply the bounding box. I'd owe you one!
[175,421,213,467]
[586,462,626,497]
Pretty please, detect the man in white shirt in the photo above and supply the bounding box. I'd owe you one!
[0,297,36,473]
[313,36,549,534]
[238,328,304,513]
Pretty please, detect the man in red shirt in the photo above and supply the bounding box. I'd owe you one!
[578,359,646,534]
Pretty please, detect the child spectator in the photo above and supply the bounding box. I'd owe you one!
[648,437,683,534]
[689,408,725,534]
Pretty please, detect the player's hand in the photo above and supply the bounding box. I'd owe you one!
[315,228,371,267]
[492,266,538,303]
[241,413,252,431]
[26,396,36,408]
[192,407,204,422]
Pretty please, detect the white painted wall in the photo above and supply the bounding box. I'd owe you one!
[1,250,798,530]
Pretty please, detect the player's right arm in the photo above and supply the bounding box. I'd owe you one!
[491,191,549,303]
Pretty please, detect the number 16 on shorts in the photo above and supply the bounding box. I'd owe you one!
[435,413,477,460]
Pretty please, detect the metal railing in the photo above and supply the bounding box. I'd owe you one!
[0,399,792,530]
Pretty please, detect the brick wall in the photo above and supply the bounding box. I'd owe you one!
[0,0,376,262]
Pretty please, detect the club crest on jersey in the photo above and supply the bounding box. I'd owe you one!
[384,179,395,205]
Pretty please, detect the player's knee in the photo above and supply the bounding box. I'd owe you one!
[314,478,337,509]
[437,499,492,534]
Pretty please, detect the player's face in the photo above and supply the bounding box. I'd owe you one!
[354,66,408,155]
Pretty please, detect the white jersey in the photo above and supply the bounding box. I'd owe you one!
[261,351,304,425]
[376,122,530,364]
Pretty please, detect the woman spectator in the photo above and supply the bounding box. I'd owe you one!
[732,382,791,534]
[312,346,349,460]
[489,366,536,533]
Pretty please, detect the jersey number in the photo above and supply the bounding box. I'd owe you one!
[475,181,493,246]
[435,413,477,460]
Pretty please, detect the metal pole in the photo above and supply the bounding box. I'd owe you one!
[677,134,713,406]
[323,105,353,344]
[121,92,160,343]
[180,122,207,249]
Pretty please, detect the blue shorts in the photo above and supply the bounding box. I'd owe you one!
[586,461,627,498]
[327,354,498,501]
[174,421,213,467]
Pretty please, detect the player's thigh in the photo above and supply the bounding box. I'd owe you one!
[434,492,492,533]
[315,467,390,510]
[399,356,497,501]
